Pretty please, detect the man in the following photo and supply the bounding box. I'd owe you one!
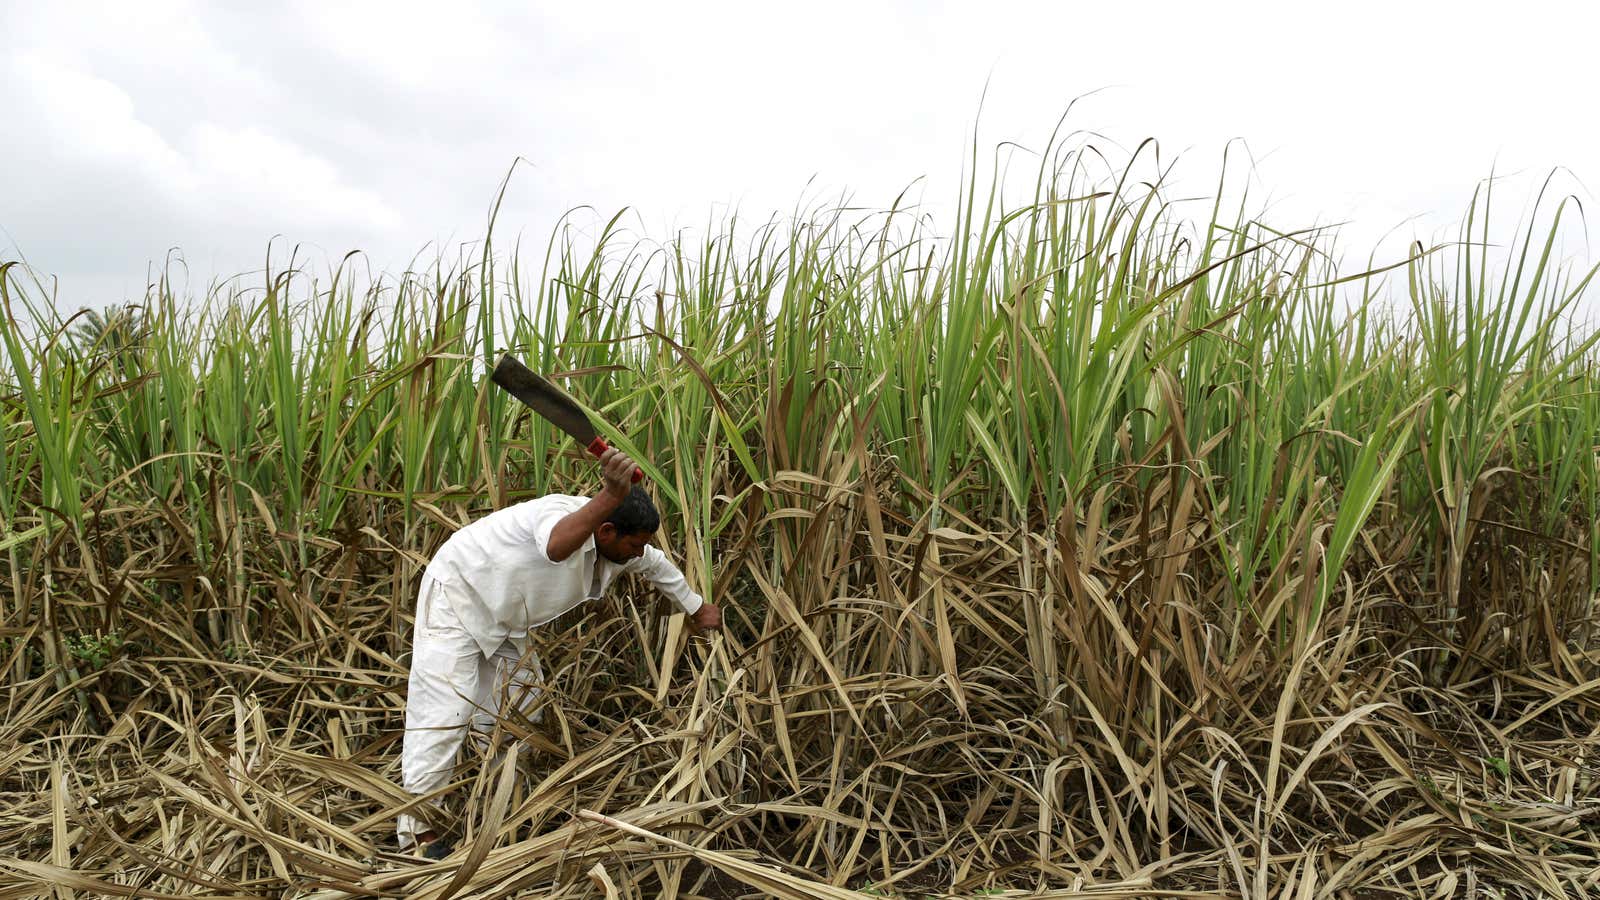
[397,447,721,857]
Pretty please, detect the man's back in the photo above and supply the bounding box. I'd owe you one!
[423,494,590,655]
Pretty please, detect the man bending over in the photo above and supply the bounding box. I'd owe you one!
[396,448,721,857]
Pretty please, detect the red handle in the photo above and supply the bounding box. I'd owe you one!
[587,436,643,483]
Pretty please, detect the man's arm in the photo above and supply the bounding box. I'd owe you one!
[627,546,702,613]
[628,546,722,631]
[545,448,634,563]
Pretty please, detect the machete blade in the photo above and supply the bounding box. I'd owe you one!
[490,355,598,447]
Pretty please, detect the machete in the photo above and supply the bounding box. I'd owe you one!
[490,354,642,483]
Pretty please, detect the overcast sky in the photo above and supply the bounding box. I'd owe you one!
[3,0,1597,314]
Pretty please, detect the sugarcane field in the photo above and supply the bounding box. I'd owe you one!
[4,8,1600,899]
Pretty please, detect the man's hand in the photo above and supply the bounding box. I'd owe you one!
[689,601,722,634]
[546,447,641,563]
[598,447,637,500]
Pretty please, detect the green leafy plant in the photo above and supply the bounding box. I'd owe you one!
[63,630,123,671]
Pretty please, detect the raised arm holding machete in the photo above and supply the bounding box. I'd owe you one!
[394,355,722,859]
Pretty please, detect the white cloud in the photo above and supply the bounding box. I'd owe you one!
[0,0,1595,313]
[186,124,399,232]
[13,52,189,189]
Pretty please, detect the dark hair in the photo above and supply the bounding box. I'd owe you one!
[605,485,660,535]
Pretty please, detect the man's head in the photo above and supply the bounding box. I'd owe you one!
[594,485,659,562]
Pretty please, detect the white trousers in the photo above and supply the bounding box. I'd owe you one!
[396,577,543,848]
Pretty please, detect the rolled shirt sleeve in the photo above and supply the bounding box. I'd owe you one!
[527,503,587,565]
[627,545,704,615]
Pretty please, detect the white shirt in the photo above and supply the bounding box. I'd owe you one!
[421,494,704,658]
